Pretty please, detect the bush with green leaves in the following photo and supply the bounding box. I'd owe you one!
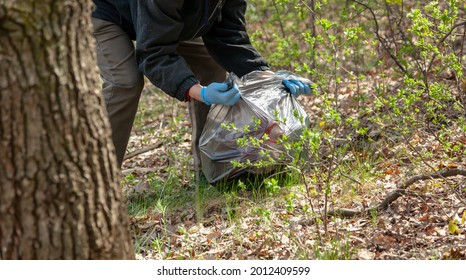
[244,0,465,231]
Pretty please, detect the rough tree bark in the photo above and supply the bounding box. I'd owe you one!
[0,1,134,259]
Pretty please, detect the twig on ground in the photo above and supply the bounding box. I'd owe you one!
[123,141,163,161]
[327,168,466,218]
[121,167,160,176]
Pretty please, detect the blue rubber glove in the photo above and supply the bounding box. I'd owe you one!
[200,82,241,106]
[282,79,312,96]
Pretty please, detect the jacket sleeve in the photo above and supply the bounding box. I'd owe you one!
[133,0,198,101]
[202,0,269,77]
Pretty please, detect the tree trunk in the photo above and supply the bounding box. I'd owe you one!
[0,1,134,259]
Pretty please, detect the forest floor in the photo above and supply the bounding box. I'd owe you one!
[121,81,466,260]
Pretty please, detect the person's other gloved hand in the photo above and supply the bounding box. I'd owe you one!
[200,82,241,106]
[282,79,312,97]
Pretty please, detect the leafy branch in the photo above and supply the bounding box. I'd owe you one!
[427,20,466,74]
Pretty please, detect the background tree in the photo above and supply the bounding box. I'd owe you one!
[0,1,134,259]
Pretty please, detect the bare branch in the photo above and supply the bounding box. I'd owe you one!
[350,0,408,74]
[123,141,163,161]
[328,168,466,218]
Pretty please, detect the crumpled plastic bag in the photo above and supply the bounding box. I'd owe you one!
[199,70,311,183]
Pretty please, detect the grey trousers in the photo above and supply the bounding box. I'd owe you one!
[92,18,226,172]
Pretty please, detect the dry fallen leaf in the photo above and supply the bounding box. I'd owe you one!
[169,235,178,245]
[281,234,290,245]
[358,249,376,260]
[447,248,465,260]
[207,231,222,241]
[372,232,396,245]
[419,214,430,222]
[188,225,201,234]
[385,167,400,175]
[377,219,386,230]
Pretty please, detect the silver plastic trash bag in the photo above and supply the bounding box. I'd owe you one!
[199,70,311,183]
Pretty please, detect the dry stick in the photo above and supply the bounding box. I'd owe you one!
[123,141,163,161]
[121,167,159,176]
[327,168,466,218]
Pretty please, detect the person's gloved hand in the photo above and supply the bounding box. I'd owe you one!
[200,82,241,106]
[282,79,312,97]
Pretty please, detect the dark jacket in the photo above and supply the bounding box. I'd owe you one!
[92,0,269,101]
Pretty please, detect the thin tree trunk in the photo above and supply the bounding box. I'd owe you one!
[0,1,134,259]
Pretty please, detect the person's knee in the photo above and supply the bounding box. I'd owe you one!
[122,70,144,93]
[102,72,144,101]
